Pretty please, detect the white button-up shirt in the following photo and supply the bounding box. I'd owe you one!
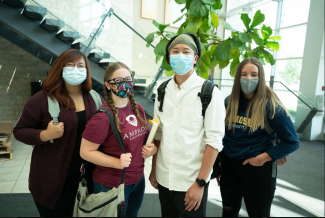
[154,71,225,192]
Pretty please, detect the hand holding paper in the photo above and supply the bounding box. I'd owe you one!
[142,143,157,158]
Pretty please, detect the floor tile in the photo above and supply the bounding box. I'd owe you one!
[2,159,25,168]
[11,153,29,161]
[0,165,23,175]
[0,181,15,192]
[12,149,31,155]
[17,172,29,181]
[0,161,4,168]
[11,188,30,194]
[0,173,20,183]
[21,164,30,172]
[13,180,28,190]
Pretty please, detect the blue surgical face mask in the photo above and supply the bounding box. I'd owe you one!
[170,54,195,75]
[62,67,87,86]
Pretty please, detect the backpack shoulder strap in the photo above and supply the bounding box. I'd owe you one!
[89,89,103,109]
[198,79,218,117]
[98,107,126,184]
[47,96,60,143]
[157,78,172,112]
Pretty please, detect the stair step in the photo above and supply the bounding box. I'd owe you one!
[22,5,47,20]
[88,52,110,64]
[56,31,79,42]
[40,18,65,31]
[3,0,27,8]
[71,42,82,50]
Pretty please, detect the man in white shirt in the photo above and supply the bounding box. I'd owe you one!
[149,33,225,217]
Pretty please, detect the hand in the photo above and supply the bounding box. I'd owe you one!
[242,156,265,166]
[46,120,64,140]
[142,143,157,158]
[118,153,132,169]
[184,182,204,212]
[149,170,158,189]
[277,157,287,165]
[216,175,221,186]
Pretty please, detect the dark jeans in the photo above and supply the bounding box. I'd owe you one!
[34,163,80,217]
[158,183,209,217]
[220,154,276,217]
[94,175,145,217]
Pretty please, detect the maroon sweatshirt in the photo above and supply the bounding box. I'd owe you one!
[13,91,101,209]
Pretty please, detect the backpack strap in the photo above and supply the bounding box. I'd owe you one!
[47,96,60,143]
[157,78,172,112]
[264,116,281,178]
[98,107,126,185]
[197,80,218,117]
[89,89,102,109]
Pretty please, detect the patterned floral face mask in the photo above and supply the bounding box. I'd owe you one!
[110,81,133,98]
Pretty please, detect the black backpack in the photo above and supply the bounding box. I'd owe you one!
[157,78,221,179]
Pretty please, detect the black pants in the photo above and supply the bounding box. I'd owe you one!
[158,183,209,217]
[220,154,276,217]
[34,163,81,217]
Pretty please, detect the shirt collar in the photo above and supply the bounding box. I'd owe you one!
[171,71,198,90]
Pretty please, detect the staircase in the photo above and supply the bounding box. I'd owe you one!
[0,0,153,117]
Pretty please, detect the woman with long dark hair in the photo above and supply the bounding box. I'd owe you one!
[13,49,102,217]
[219,57,300,217]
[80,62,157,217]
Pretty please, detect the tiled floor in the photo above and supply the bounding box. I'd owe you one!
[0,138,222,199]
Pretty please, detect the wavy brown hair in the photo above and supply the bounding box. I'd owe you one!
[103,62,148,131]
[226,57,289,133]
[42,49,91,110]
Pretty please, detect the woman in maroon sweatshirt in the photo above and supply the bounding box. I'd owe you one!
[13,49,102,217]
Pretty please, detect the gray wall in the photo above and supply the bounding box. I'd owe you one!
[0,36,50,126]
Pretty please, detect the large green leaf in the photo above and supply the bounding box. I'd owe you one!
[266,41,279,51]
[222,21,238,32]
[190,0,209,17]
[213,39,231,61]
[210,43,218,54]
[154,38,169,59]
[248,32,264,46]
[209,59,218,69]
[175,0,186,4]
[165,31,177,39]
[173,14,185,24]
[212,0,224,10]
[200,15,212,32]
[219,59,229,69]
[153,20,170,32]
[268,35,281,41]
[238,32,251,42]
[156,55,162,64]
[251,10,265,28]
[164,70,175,77]
[230,50,240,77]
[185,17,202,33]
[210,13,219,27]
[202,0,218,4]
[230,36,242,49]
[258,48,276,65]
[240,13,251,30]
[145,32,155,47]
[261,25,272,39]
[262,25,272,35]
[177,22,187,35]
[162,56,172,71]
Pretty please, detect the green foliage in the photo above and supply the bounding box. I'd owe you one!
[145,1,281,79]
[278,60,301,85]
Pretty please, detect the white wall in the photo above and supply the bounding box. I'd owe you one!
[295,0,324,141]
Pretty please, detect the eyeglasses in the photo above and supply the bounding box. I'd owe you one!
[65,62,87,69]
[108,76,133,84]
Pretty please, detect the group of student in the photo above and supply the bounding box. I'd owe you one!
[13,33,300,217]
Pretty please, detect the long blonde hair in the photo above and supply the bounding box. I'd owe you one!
[103,62,148,132]
[226,57,290,133]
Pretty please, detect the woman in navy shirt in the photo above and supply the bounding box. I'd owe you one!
[219,57,299,217]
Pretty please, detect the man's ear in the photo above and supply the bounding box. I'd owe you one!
[194,55,199,64]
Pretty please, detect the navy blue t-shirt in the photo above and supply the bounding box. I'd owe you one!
[223,95,299,161]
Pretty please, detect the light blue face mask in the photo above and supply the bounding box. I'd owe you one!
[240,78,259,94]
[170,54,195,75]
[62,67,87,86]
